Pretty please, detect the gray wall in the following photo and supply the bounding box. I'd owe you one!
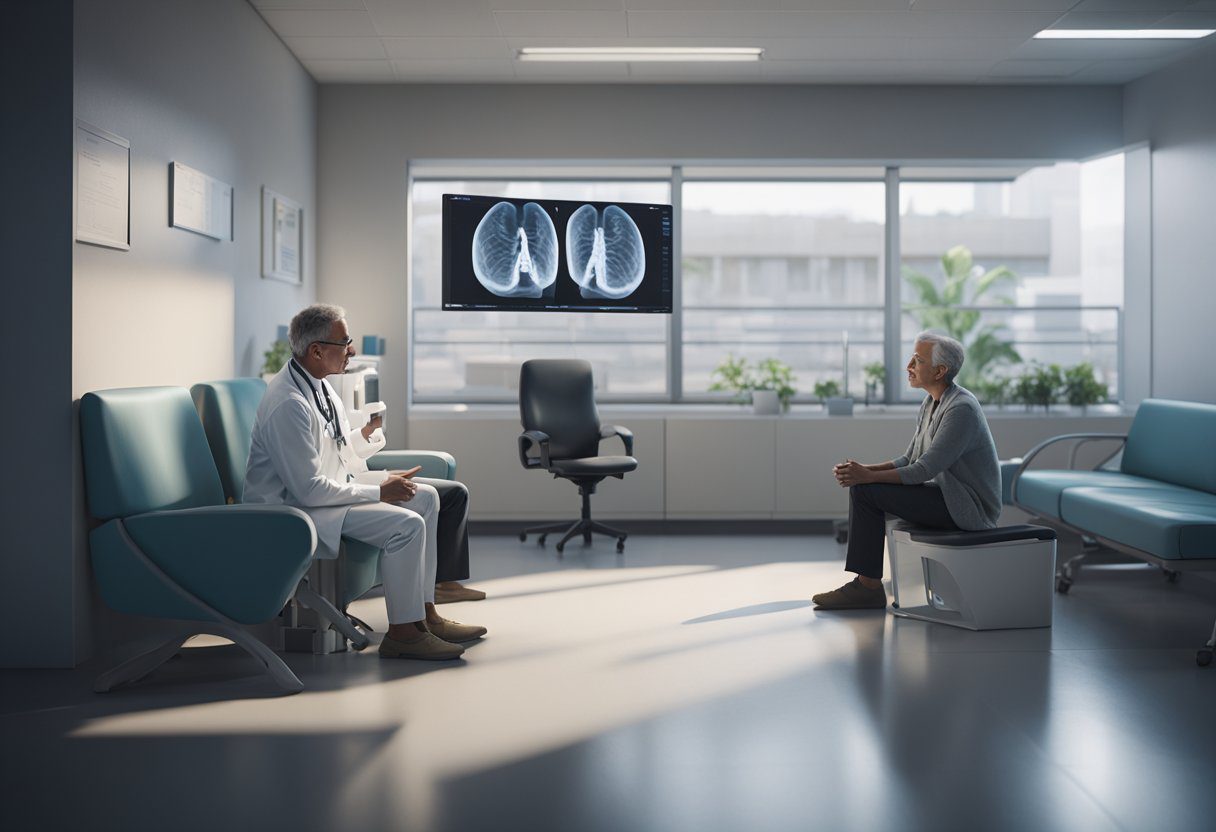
[0,0,75,668]
[1124,40,1216,404]
[0,0,316,668]
[317,84,1125,442]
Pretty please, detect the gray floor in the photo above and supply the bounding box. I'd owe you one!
[2,533,1214,832]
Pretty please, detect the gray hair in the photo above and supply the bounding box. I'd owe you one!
[915,331,965,384]
[289,304,346,359]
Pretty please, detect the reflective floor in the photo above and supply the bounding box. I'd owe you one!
[2,534,1214,832]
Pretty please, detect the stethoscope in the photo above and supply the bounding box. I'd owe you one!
[289,359,347,449]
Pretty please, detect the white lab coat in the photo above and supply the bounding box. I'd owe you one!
[243,361,382,558]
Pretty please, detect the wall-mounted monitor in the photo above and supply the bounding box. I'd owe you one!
[442,193,673,313]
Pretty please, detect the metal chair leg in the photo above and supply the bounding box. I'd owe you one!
[296,581,371,651]
[94,632,193,693]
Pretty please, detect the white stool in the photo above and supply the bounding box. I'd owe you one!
[886,520,1057,631]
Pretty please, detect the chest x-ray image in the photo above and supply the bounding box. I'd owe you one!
[471,201,558,298]
[566,204,646,300]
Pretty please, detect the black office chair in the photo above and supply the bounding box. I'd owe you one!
[517,359,638,554]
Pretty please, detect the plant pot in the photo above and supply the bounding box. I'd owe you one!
[825,396,854,416]
[752,389,780,415]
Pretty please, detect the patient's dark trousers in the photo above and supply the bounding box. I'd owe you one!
[844,483,958,579]
[430,480,471,583]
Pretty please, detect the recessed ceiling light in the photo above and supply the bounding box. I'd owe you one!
[517,47,764,63]
[1034,29,1215,39]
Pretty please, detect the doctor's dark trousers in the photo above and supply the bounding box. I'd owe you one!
[844,483,959,579]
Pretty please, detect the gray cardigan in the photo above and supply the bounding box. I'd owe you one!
[893,384,1002,531]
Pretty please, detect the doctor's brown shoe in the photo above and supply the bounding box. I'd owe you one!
[427,617,487,643]
[378,632,464,660]
[812,578,887,610]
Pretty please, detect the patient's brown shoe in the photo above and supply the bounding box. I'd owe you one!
[812,578,887,610]
[434,584,487,604]
[378,631,465,660]
[427,617,488,643]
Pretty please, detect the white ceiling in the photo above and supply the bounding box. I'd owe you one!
[250,0,1216,85]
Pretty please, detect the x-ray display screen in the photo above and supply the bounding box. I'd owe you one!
[442,193,673,313]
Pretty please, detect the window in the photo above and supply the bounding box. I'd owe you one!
[681,181,886,399]
[408,160,1126,405]
[899,156,1124,402]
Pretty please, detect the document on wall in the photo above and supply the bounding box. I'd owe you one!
[75,121,130,251]
[170,161,233,241]
[274,197,300,275]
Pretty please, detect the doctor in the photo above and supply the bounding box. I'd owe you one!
[244,304,486,660]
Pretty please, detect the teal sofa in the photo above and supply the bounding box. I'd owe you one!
[80,387,317,694]
[190,378,456,633]
[1009,399,1216,665]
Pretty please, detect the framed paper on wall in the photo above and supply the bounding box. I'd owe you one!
[262,187,303,284]
[75,120,130,251]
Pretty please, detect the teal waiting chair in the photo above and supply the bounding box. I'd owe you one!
[80,387,317,694]
[190,378,456,640]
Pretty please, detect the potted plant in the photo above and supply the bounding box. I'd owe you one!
[261,339,291,381]
[973,376,1012,407]
[1062,363,1108,412]
[814,379,852,416]
[1013,363,1062,412]
[709,355,797,415]
[863,361,885,406]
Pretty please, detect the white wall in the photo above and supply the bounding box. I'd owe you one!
[13,0,318,668]
[316,84,1125,442]
[1124,39,1216,404]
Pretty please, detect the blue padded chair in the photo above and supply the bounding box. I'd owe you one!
[190,378,456,626]
[80,387,317,694]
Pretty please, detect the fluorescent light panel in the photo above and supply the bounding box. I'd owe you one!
[1034,29,1214,39]
[517,47,763,63]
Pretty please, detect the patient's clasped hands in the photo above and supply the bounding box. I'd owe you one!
[834,459,874,487]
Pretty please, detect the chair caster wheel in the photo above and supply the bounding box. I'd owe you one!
[519,532,527,542]
[616,538,625,553]
[835,531,848,544]
[555,542,564,553]
[1163,568,1180,584]
[350,638,369,652]
[538,534,547,546]
[1056,577,1072,594]
[1197,649,1213,667]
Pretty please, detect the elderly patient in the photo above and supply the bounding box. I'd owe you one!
[813,332,1002,610]
[244,304,486,660]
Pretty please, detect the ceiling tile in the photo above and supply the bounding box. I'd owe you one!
[252,0,365,9]
[258,9,378,37]
[302,59,397,83]
[987,58,1089,76]
[1066,56,1175,81]
[390,58,517,80]
[382,37,511,60]
[758,58,990,79]
[1156,10,1216,25]
[910,0,1075,9]
[624,10,1063,39]
[1051,11,1175,27]
[282,36,387,61]
[485,0,625,8]
[495,10,630,36]
[626,60,763,77]
[899,36,1026,60]
[1069,1,1193,11]
[513,61,631,78]
[364,0,501,37]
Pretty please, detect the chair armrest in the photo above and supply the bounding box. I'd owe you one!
[518,430,551,469]
[120,505,317,625]
[1011,433,1128,506]
[367,450,456,479]
[600,424,634,455]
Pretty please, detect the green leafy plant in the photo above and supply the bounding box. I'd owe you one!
[903,245,1022,389]
[1062,362,1108,409]
[1013,363,1062,411]
[972,376,1013,406]
[813,379,842,401]
[261,339,291,376]
[863,361,885,404]
[710,355,798,411]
